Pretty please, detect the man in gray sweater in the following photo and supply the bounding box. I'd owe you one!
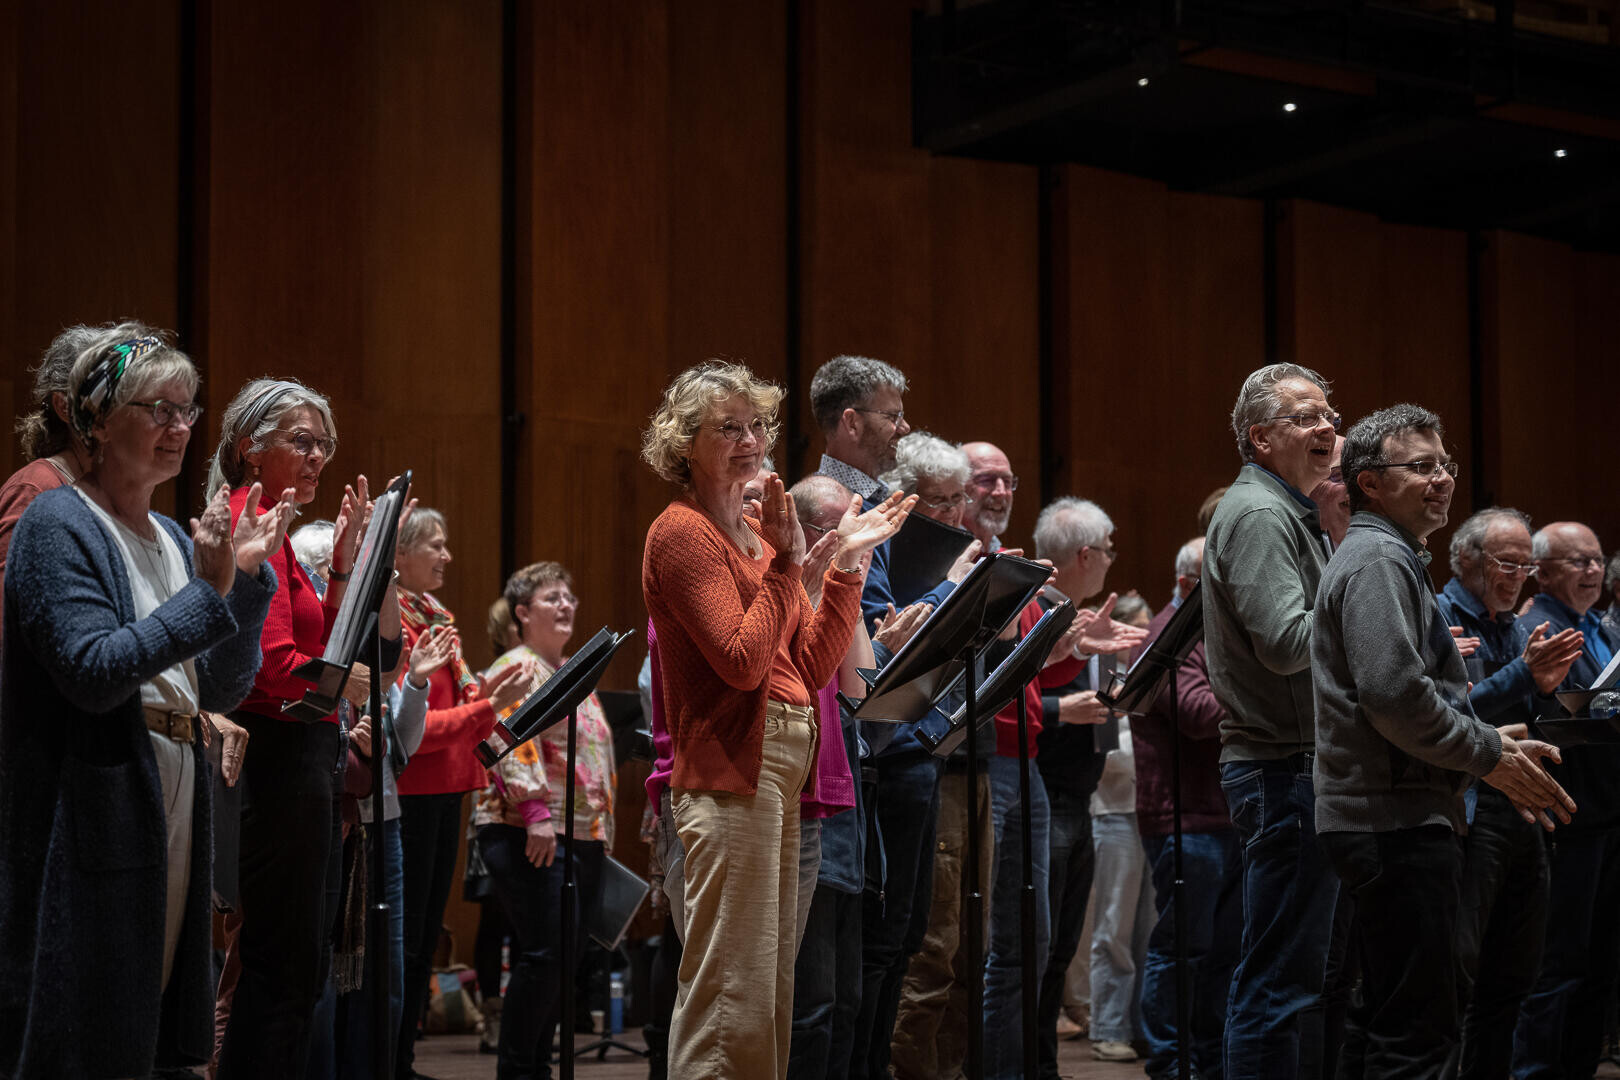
[1313,403,1573,1078]
[1203,362,1340,1080]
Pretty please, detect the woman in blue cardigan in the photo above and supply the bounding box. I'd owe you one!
[0,329,291,1079]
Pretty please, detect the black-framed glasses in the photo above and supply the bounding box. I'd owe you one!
[854,407,906,427]
[274,428,338,459]
[1268,410,1343,432]
[969,471,1019,492]
[129,399,203,428]
[1543,555,1604,572]
[713,418,771,444]
[1484,553,1538,578]
[1367,459,1458,480]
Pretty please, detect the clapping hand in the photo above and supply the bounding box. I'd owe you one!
[190,484,237,597]
[1483,735,1576,831]
[1523,622,1585,694]
[479,659,534,714]
[409,624,458,686]
[232,483,296,577]
[834,491,916,565]
[331,474,373,577]
[873,601,932,654]
[755,474,807,565]
[1449,626,1481,659]
[801,529,841,608]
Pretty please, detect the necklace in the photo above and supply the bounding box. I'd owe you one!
[128,521,177,597]
[689,496,758,559]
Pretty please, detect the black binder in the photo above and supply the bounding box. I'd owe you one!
[475,627,636,767]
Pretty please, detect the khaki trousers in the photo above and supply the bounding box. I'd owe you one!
[669,701,818,1080]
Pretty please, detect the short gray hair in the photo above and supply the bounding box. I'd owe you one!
[206,377,337,496]
[290,520,336,581]
[1174,538,1203,580]
[1112,593,1151,626]
[790,474,850,523]
[1230,362,1331,463]
[17,324,111,460]
[399,507,447,553]
[809,355,908,434]
[1033,496,1114,563]
[1342,403,1444,513]
[1606,551,1620,594]
[1448,507,1532,577]
[880,432,969,495]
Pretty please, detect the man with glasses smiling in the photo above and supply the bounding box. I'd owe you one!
[1512,520,1620,1080]
[1436,508,1583,1078]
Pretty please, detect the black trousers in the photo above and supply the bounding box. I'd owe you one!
[217,715,342,1080]
[1321,826,1462,1080]
[395,791,468,1078]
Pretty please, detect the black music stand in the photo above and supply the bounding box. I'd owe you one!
[848,552,1051,1080]
[1098,582,1204,1080]
[475,626,635,1080]
[1534,688,1620,746]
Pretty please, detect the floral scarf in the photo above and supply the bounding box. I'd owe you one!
[398,588,477,701]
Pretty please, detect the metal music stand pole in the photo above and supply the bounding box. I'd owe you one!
[1016,687,1038,1079]
[366,612,393,1080]
[964,646,985,1080]
[560,708,579,1080]
[1168,663,1190,1080]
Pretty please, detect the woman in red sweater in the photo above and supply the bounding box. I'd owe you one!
[206,377,405,1079]
[391,508,530,1080]
[640,361,912,1079]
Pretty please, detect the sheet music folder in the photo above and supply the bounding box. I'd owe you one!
[1097,582,1204,716]
[283,471,412,723]
[917,600,1077,757]
[887,511,975,607]
[474,627,636,768]
[845,552,1051,725]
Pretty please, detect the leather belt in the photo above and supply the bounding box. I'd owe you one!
[144,707,196,743]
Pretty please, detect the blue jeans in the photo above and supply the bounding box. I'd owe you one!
[1219,758,1339,1080]
[1511,828,1620,1080]
[852,752,940,1080]
[984,754,1051,1080]
[1037,787,1095,1079]
[338,819,404,1079]
[1088,812,1154,1044]
[1140,829,1242,1080]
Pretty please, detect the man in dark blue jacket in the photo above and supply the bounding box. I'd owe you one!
[1513,520,1620,1080]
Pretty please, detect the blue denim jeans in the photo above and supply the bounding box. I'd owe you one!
[1037,787,1095,1079]
[984,753,1051,1080]
[1140,829,1243,1080]
[1088,812,1154,1044]
[1219,758,1339,1080]
[852,751,940,1080]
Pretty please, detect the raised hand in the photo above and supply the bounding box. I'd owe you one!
[1073,593,1151,656]
[945,539,983,584]
[1524,622,1585,694]
[233,483,296,576]
[874,601,932,654]
[331,474,372,575]
[834,491,916,563]
[190,484,236,597]
[801,528,841,608]
[480,659,534,714]
[1483,735,1576,831]
[1449,626,1481,659]
[409,624,457,685]
[757,474,807,565]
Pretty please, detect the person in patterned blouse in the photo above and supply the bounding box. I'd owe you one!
[473,560,616,1080]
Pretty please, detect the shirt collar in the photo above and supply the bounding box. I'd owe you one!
[817,454,885,501]
[1350,511,1432,566]
[1245,461,1318,511]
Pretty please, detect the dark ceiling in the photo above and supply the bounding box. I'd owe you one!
[913,0,1620,250]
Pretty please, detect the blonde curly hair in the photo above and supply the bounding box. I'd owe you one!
[640,361,784,486]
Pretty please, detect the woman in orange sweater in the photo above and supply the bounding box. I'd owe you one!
[640,361,912,1079]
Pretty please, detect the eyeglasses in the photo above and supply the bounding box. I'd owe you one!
[129,399,203,428]
[1483,553,1538,578]
[854,407,906,427]
[1366,459,1458,480]
[1543,556,1604,572]
[803,520,832,538]
[969,472,1019,493]
[1085,544,1117,562]
[1268,410,1343,432]
[533,591,578,607]
[713,418,771,443]
[918,492,971,511]
[274,428,338,459]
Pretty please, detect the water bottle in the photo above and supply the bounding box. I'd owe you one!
[609,971,624,1034]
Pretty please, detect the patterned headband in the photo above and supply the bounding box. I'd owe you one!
[70,336,163,444]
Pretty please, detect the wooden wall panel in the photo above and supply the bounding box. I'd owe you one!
[1279,200,1472,566]
[5,0,180,484]
[1052,165,1266,608]
[1486,230,1620,552]
[799,0,1041,546]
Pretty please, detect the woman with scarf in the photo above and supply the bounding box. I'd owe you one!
[392,508,532,1079]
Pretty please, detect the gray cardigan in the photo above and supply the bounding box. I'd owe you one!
[1311,512,1502,834]
[1203,464,1329,761]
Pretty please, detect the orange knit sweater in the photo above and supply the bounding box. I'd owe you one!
[642,498,864,796]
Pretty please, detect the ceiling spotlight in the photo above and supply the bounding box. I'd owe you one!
[1138,76,1150,87]
[1283,102,1298,113]
[1555,148,1568,158]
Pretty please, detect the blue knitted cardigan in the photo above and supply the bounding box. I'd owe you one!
[0,486,276,1078]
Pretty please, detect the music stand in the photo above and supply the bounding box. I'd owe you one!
[1098,581,1204,1080]
[573,855,653,1062]
[848,552,1050,1080]
[475,626,635,1080]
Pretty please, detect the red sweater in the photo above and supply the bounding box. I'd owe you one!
[395,622,497,795]
[994,600,1054,758]
[642,499,863,796]
[0,458,71,651]
[231,486,340,723]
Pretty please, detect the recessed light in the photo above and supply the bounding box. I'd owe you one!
[1555,148,1568,158]
[1138,77,1150,87]
[1283,102,1298,113]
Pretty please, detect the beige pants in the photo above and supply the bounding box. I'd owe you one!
[669,701,818,1080]
[150,730,195,992]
